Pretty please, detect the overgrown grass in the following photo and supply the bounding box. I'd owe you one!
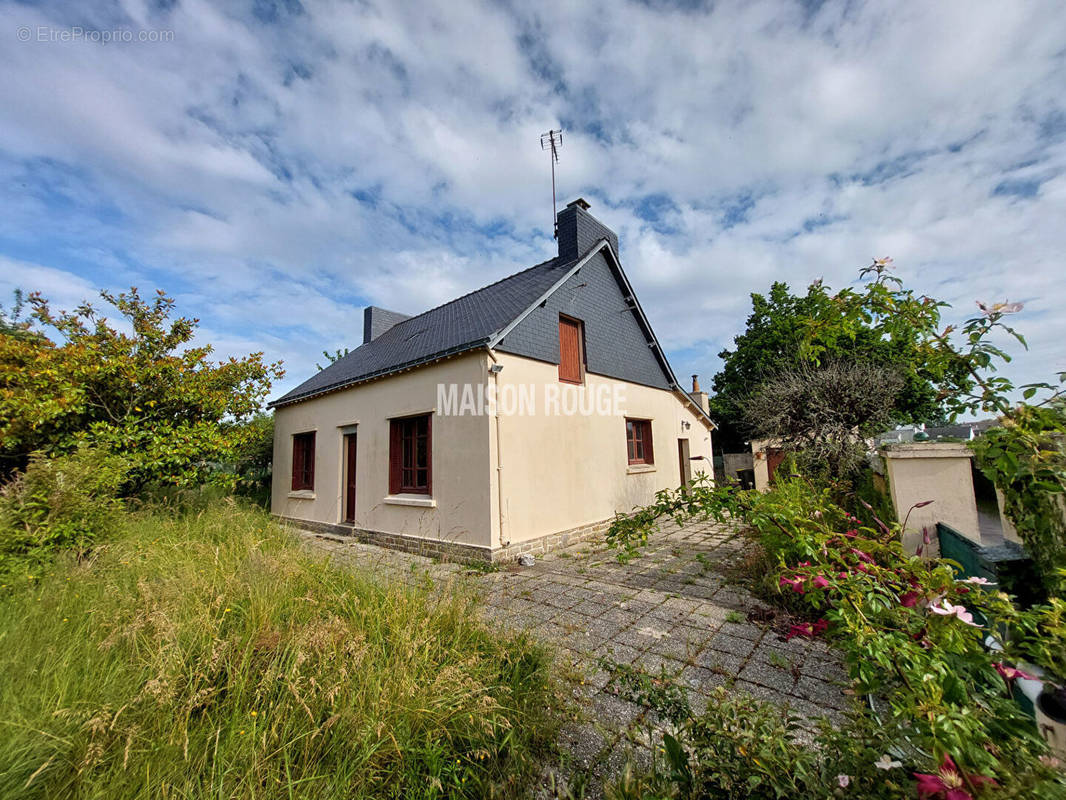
[0,501,561,798]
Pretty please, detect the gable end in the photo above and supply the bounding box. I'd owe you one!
[492,247,673,390]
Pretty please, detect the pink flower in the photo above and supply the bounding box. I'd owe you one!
[976,300,1024,317]
[994,662,1037,686]
[959,576,993,586]
[914,754,995,800]
[779,576,805,594]
[811,575,830,589]
[844,529,858,538]
[837,774,850,788]
[899,591,922,608]
[787,623,813,640]
[797,561,812,567]
[923,527,932,545]
[928,601,980,627]
[849,548,874,563]
[787,618,828,639]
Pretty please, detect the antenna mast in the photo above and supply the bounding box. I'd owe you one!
[540,129,562,238]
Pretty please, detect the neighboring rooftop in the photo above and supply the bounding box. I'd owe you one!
[875,419,999,445]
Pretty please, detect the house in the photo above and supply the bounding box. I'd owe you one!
[875,420,999,446]
[270,199,716,562]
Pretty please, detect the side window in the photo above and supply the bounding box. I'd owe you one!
[291,431,316,490]
[625,419,654,465]
[389,414,432,495]
[558,315,585,384]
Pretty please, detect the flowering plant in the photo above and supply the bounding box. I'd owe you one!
[608,474,1066,796]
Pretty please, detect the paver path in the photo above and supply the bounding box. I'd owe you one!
[298,518,849,796]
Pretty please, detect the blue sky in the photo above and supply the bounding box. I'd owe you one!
[1,0,1064,405]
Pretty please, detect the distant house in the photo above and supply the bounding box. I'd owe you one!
[875,420,999,446]
[269,199,715,562]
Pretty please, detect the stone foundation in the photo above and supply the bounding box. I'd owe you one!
[275,515,614,565]
[493,517,612,562]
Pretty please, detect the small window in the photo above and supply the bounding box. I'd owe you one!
[626,419,654,465]
[558,315,585,384]
[291,431,316,491]
[389,414,432,495]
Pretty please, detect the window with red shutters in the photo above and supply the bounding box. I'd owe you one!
[389,413,432,495]
[558,315,585,384]
[625,419,654,465]
[291,431,315,491]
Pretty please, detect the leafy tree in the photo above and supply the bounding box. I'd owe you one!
[229,413,275,506]
[743,361,903,478]
[0,287,284,488]
[709,264,962,450]
[0,290,40,342]
[316,347,350,370]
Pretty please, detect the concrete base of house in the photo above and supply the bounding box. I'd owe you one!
[274,514,613,565]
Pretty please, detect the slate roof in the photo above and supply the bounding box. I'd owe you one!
[272,254,580,407]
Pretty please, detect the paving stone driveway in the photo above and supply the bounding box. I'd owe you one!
[298,518,849,796]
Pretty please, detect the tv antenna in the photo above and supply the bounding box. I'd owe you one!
[540,129,562,238]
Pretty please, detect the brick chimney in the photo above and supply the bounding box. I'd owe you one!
[363,306,411,344]
[689,374,710,415]
[556,198,620,261]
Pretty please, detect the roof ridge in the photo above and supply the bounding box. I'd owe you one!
[377,253,569,336]
[272,251,580,407]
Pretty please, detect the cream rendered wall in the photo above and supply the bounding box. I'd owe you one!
[271,352,494,547]
[751,439,772,492]
[882,443,981,555]
[489,352,714,546]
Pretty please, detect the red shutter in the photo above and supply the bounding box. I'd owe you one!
[389,419,402,495]
[558,316,583,384]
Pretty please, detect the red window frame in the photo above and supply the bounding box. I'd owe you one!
[558,315,585,385]
[291,431,316,491]
[625,419,654,465]
[389,414,432,495]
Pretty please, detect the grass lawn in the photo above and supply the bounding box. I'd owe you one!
[0,501,561,799]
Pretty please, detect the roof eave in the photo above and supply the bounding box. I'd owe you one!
[268,339,489,409]
[597,241,717,430]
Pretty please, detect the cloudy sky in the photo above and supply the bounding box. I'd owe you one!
[1,0,1064,405]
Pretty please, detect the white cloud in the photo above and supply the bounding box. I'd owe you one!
[0,0,1062,403]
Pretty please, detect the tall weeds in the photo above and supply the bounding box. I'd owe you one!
[0,501,559,798]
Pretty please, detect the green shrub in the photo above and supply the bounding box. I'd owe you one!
[606,476,1066,796]
[606,675,906,800]
[0,445,128,578]
[973,401,1066,598]
[0,501,561,799]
